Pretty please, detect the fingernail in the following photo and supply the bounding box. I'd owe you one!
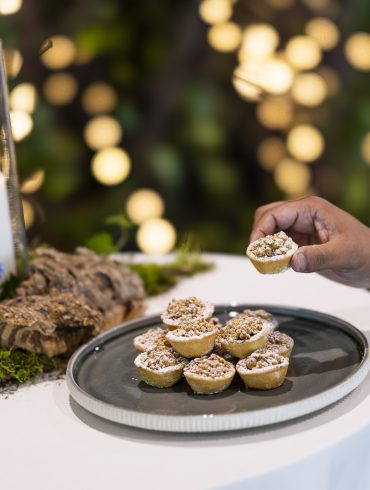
[294,252,308,273]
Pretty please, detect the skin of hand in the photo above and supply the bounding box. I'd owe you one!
[250,196,370,288]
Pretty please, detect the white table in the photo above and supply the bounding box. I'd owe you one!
[2,253,370,490]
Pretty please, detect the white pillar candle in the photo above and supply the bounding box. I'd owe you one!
[0,170,16,283]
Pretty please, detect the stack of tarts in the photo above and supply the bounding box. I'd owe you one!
[133,297,294,395]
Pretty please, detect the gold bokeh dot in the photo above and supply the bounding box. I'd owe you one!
[10,83,37,113]
[257,137,287,171]
[207,22,242,52]
[126,189,165,225]
[198,0,232,24]
[136,218,176,254]
[91,147,131,186]
[287,124,325,162]
[41,36,76,70]
[43,73,78,106]
[291,73,327,107]
[22,199,34,229]
[361,132,370,166]
[10,110,33,141]
[81,83,118,115]
[274,158,311,194]
[286,35,322,70]
[344,32,370,71]
[84,116,122,151]
[256,96,294,130]
[305,17,340,51]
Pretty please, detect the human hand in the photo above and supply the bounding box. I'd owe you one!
[250,196,370,288]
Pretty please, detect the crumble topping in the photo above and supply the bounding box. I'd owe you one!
[184,354,235,379]
[266,331,293,352]
[161,297,212,323]
[241,309,274,322]
[219,316,265,343]
[238,349,287,371]
[135,346,188,371]
[134,327,165,351]
[168,318,217,338]
[210,317,222,329]
[248,231,297,260]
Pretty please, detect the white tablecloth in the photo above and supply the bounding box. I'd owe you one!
[2,253,370,490]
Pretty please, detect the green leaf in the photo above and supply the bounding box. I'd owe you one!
[84,232,118,255]
[105,213,133,229]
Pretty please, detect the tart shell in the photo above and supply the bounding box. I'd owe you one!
[166,329,217,358]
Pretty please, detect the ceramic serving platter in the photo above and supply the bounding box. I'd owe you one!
[66,304,370,432]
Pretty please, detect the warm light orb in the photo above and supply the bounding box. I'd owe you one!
[10,110,33,141]
[317,66,341,96]
[260,58,294,94]
[0,0,22,14]
[199,0,232,24]
[285,36,322,70]
[126,189,165,225]
[344,32,370,71]
[207,22,242,52]
[84,116,122,151]
[10,83,37,113]
[241,24,280,61]
[305,17,340,51]
[136,218,176,254]
[256,96,294,130]
[274,158,311,194]
[22,199,34,229]
[361,132,370,166]
[4,49,23,77]
[287,125,325,162]
[21,170,45,194]
[81,83,118,115]
[43,73,78,106]
[232,65,262,102]
[40,36,76,70]
[91,147,131,186]
[291,73,327,106]
[257,137,287,171]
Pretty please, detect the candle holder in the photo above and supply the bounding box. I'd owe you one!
[0,41,28,284]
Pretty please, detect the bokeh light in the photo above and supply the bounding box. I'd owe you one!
[136,218,176,254]
[274,158,311,194]
[4,49,23,77]
[91,147,131,185]
[0,0,22,15]
[256,96,293,129]
[21,170,45,194]
[241,24,280,61]
[260,58,294,94]
[285,35,322,70]
[43,73,78,106]
[84,116,122,151]
[317,66,341,96]
[361,132,370,166]
[81,82,118,115]
[126,189,165,225]
[257,137,287,171]
[305,17,340,51]
[287,124,325,162]
[10,110,33,141]
[291,73,327,106]
[40,36,76,70]
[344,32,370,71]
[10,83,37,113]
[22,199,34,229]
[232,65,262,102]
[207,22,242,52]
[198,0,232,24]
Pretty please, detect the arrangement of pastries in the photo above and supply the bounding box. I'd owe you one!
[133,297,294,395]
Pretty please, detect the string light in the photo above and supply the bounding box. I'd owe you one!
[361,132,370,166]
[10,110,33,141]
[40,36,76,70]
[21,170,45,194]
[81,83,117,115]
[257,137,287,171]
[43,73,78,106]
[207,22,242,52]
[136,218,176,254]
[10,83,37,113]
[256,96,294,129]
[84,116,122,151]
[241,24,280,61]
[274,158,311,194]
[91,147,131,185]
[126,189,165,225]
[285,36,322,70]
[344,32,370,71]
[199,0,232,24]
[0,0,22,15]
[287,124,325,162]
[260,58,294,94]
[291,73,327,107]
[305,17,340,51]
[22,199,34,229]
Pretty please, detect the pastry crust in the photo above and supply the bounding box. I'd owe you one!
[219,316,271,358]
[134,346,188,388]
[236,349,289,390]
[166,319,218,358]
[184,354,236,395]
[246,231,298,274]
[133,327,166,352]
[241,309,278,332]
[266,331,294,358]
[161,297,214,331]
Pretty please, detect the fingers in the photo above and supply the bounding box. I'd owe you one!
[291,241,343,273]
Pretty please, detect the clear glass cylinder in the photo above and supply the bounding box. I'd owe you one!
[0,42,28,284]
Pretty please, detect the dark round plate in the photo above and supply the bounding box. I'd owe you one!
[67,304,370,432]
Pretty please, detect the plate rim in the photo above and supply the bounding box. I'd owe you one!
[66,304,370,433]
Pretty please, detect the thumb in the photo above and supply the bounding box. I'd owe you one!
[291,242,341,273]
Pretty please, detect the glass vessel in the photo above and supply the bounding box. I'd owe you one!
[0,41,28,284]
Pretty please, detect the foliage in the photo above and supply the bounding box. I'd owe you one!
[0,275,21,301]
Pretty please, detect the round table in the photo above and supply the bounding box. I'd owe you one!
[2,253,370,490]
